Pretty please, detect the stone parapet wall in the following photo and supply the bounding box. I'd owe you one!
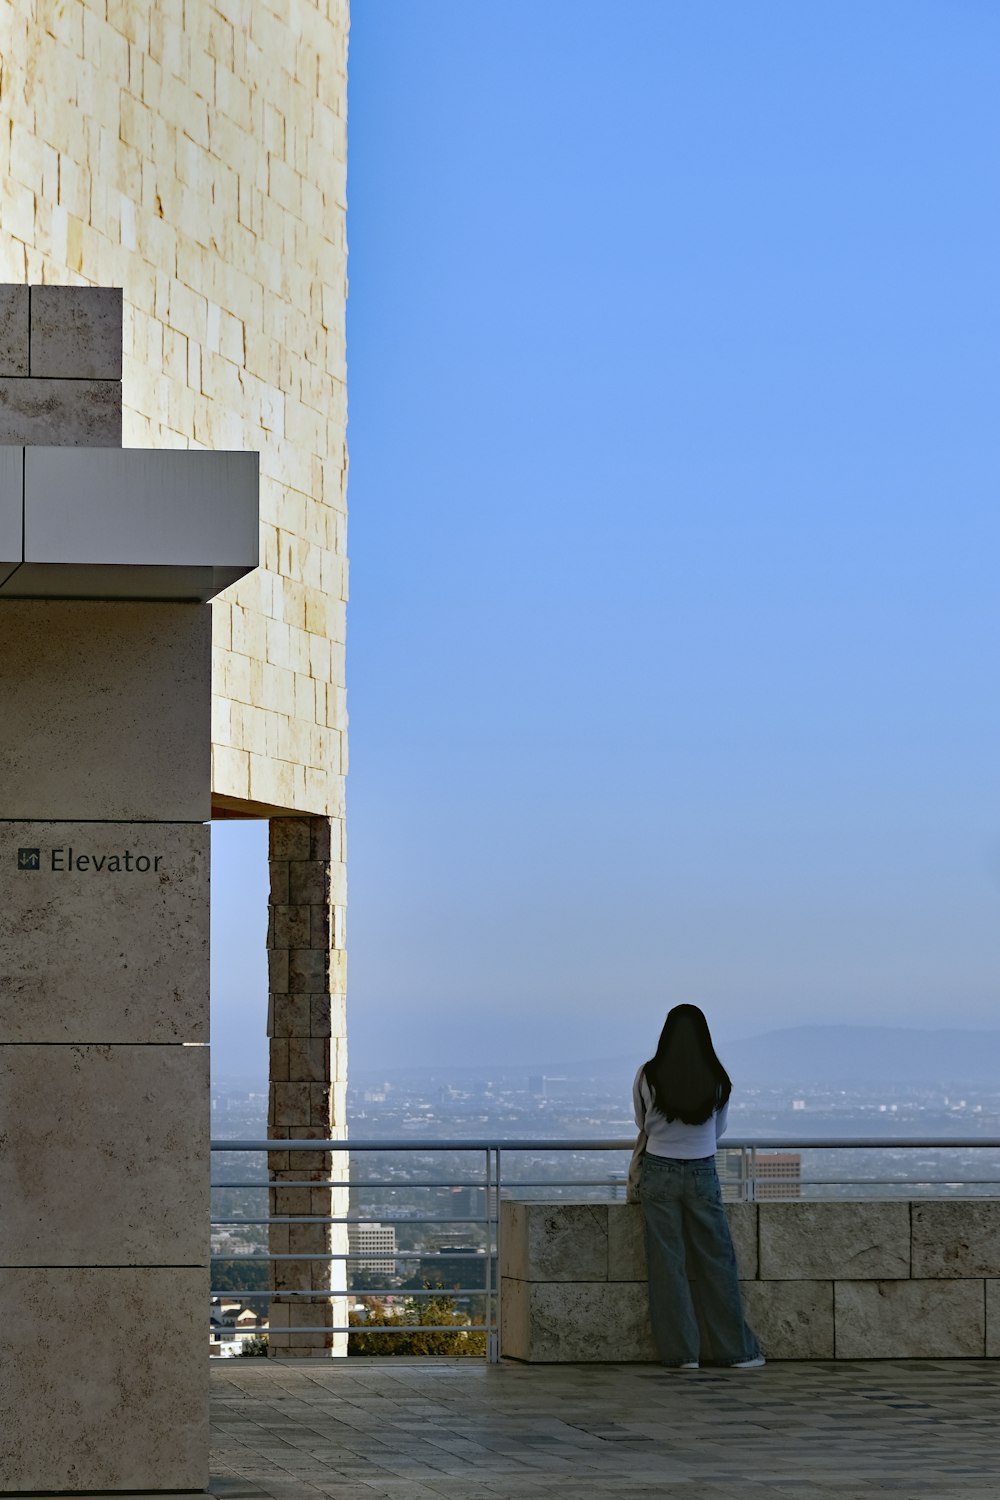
[501,1200,1000,1361]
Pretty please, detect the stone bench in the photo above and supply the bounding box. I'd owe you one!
[499,1199,1000,1360]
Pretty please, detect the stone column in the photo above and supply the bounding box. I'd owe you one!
[267,815,348,1356]
[0,602,212,1493]
[0,284,257,1495]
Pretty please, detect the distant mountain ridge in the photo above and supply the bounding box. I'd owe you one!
[728,1025,1000,1086]
[334,1025,1000,1092]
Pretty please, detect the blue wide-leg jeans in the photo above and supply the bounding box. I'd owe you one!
[639,1152,761,1367]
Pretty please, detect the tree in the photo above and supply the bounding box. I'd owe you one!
[349,1294,486,1356]
[237,1333,269,1357]
[212,1259,270,1294]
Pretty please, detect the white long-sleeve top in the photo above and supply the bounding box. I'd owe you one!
[633,1066,729,1159]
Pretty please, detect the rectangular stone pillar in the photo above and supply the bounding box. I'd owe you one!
[267,815,348,1356]
[0,281,255,1492]
[0,602,211,1494]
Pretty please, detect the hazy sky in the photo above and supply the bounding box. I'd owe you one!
[212,1,1000,1080]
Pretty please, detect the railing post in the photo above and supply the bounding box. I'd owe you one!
[484,1148,497,1362]
[492,1147,503,1363]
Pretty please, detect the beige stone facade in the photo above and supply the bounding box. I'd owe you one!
[0,0,351,1380]
[0,0,350,825]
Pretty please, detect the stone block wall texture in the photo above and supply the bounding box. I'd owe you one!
[500,1199,1000,1361]
[0,650,212,1488]
[0,282,122,442]
[1,3,353,1376]
[267,815,348,1356]
[0,1,350,826]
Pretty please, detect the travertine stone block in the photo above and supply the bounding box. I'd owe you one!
[835,1279,985,1358]
[502,1278,657,1362]
[30,284,123,378]
[912,1201,1000,1278]
[0,1043,208,1265]
[0,601,210,820]
[270,817,313,859]
[0,444,22,575]
[0,821,208,1042]
[741,1279,834,1360]
[501,1201,609,1283]
[591,1202,759,1284]
[288,1037,331,1081]
[759,1202,909,1280]
[985,1280,1000,1356]
[0,285,28,375]
[501,1275,529,1359]
[0,1267,208,1493]
[0,375,121,444]
[607,1203,646,1281]
[727,1202,759,1280]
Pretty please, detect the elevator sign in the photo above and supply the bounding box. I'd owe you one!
[16,846,164,873]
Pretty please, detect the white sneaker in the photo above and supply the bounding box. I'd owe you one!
[729,1355,765,1369]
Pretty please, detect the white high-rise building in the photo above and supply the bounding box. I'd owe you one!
[348,1222,398,1279]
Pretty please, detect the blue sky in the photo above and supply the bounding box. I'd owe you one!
[212,1,1000,1078]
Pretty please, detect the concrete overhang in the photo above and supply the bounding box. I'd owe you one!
[0,446,258,601]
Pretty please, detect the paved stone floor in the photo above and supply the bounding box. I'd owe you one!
[209,1358,1000,1499]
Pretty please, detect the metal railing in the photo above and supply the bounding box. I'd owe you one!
[210,1135,1000,1362]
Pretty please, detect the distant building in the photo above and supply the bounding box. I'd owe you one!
[716,1149,802,1201]
[754,1152,802,1200]
[210,1298,268,1356]
[419,1245,488,1291]
[348,1222,397,1278]
[528,1076,572,1099]
[437,1184,479,1220]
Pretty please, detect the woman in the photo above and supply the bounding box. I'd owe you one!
[634,1003,763,1370]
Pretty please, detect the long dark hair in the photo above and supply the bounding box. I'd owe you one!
[642,1004,732,1126]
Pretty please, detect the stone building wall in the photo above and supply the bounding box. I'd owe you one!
[0,1,351,1359]
[502,1199,1000,1360]
[0,0,349,824]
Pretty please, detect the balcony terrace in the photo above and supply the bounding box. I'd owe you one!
[201,1137,1000,1500]
[208,1356,1000,1499]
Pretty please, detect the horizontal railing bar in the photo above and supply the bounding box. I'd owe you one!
[747,1178,1000,1186]
[213,1137,1000,1151]
[213,1252,487,1262]
[214,1139,630,1151]
[212,1182,335,1189]
[212,1216,489,1227]
[343,1326,485,1333]
[214,1288,490,1299]
[727,1141,1000,1151]
[211,1332,488,1344]
[213,1290,338,1298]
[354,1289,492,1298]
[497,1180,622,1188]
[210,1187,1000,1237]
[213,1181,490,1190]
